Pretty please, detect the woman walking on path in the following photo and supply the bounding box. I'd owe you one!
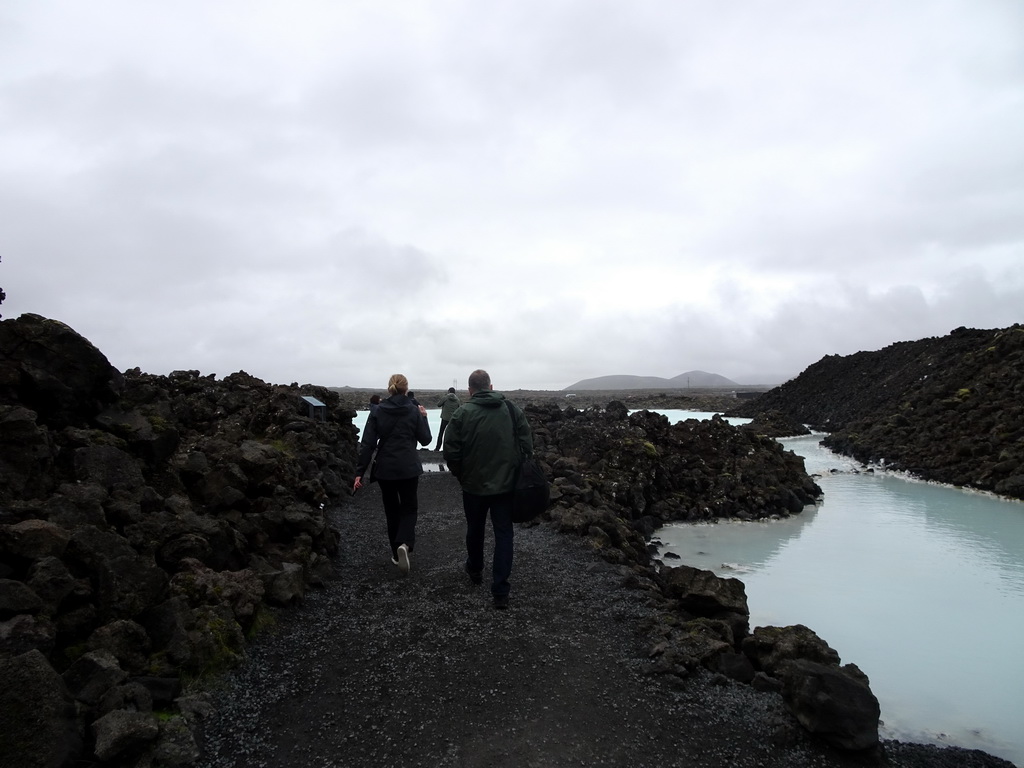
[353,373,432,574]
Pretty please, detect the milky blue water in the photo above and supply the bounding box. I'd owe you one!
[652,413,1024,767]
[355,407,1024,765]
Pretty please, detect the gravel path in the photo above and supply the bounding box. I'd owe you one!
[194,469,1013,768]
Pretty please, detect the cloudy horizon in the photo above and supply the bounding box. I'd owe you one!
[2,1,1022,391]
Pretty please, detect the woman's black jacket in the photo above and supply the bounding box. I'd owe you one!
[355,394,432,481]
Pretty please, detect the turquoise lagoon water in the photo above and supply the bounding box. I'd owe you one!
[653,417,1024,767]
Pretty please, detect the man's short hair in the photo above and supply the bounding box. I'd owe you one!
[468,369,490,392]
[448,387,456,393]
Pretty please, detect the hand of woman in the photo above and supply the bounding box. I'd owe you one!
[353,476,363,492]
[418,405,427,416]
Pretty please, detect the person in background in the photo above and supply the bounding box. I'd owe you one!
[434,387,461,451]
[354,374,431,574]
[369,393,381,414]
[442,369,532,609]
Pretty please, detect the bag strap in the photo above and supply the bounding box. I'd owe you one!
[504,400,525,464]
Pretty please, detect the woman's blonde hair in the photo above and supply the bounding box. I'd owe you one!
[387,373,409,396]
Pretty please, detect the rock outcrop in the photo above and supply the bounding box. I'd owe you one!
[529,403,820,554]
[0,649,82,768]
[740,409,811,438]
[730,325,1024,500]
[0,314,356,767]
[743,625,880,751]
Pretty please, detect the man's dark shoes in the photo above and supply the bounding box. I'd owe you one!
[467,569,482,585]
[493,594,509,610]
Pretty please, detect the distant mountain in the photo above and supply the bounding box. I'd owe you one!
[565,370,739,390]
[667,371,740,388]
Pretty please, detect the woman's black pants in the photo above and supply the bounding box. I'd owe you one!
[378,476,419,558]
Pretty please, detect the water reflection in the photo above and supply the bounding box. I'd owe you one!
[656,506,819,575]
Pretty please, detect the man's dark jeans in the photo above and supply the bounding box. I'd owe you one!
[378,477,419,558]
[462,490,514,597]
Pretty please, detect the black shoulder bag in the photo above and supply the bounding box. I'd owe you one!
[504,400,550,523]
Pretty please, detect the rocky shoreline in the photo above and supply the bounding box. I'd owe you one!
[1,314,1017,767]
[730,325,1024,500]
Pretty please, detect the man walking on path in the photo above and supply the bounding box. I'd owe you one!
[434,386,461,451]
[442,369,532,609]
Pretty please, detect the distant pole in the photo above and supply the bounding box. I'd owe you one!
[687,376,690,390]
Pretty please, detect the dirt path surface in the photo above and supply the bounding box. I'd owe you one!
[194,469,1011,768]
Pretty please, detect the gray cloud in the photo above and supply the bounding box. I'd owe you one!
[2,0,1021,390]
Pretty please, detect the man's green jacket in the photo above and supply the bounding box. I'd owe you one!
[437,391,461,421]
[442,390,533,496]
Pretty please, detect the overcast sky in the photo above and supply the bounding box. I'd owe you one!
[2,1,1022,391]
